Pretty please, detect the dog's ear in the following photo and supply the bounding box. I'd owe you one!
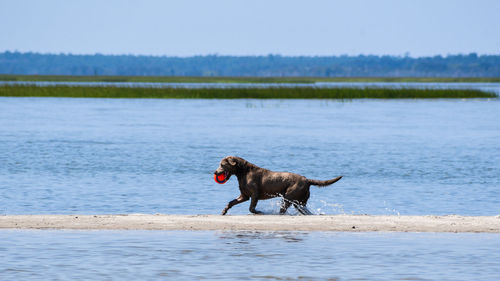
[227,157,237,166]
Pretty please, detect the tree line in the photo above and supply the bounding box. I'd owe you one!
[1,51,499,77]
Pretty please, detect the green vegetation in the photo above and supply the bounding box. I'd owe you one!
[0,85,496,99]
[1,74,500,83]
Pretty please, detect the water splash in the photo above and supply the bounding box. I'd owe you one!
[259,197,349,216]
[383,201,401,216]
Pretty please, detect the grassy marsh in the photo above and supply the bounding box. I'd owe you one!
[0,85,496,99]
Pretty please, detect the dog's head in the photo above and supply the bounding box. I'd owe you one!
[214,156,243,180]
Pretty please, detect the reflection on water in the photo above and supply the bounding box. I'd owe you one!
[1,230,499,280]
[219,231,306,243]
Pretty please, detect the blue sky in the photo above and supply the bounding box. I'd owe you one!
[1,0,499,57]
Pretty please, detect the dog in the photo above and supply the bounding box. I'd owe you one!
[214,156,342,215]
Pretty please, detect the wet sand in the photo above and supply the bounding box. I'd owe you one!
[1,214,499,232]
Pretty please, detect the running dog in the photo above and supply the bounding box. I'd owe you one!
[214,156,342,215]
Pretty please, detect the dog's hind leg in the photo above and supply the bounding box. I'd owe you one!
[283,183,312,215]
[279,199,291,215]
[294,203,313,215]
[222,195,248,215]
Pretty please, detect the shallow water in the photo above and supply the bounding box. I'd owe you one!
[1,230,499,281]
[0,97,499,216]
[2,97,499,280]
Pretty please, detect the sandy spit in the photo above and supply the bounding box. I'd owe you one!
[1,214,500,232]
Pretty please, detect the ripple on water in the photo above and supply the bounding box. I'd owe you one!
[0,230,499,280]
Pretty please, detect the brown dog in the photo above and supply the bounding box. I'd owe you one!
[214,156,342,215]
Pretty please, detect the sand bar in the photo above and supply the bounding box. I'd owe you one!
[1,214,500,232]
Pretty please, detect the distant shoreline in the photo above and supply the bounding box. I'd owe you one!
[2,74,500,83]
[0,85,495,99]
[1,214,499,232]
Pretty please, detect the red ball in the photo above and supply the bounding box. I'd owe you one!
[214,172,228,184]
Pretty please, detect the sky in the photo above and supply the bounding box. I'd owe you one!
[1,0,499,57]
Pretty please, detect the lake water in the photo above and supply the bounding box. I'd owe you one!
[1,97,499,216]
[1,230,500,281]
[1,96,499,280]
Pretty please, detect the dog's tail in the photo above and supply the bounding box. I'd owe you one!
[307,176,342,187]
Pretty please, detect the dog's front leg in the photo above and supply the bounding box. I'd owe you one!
[222,195,248,215]
[249,192,263,215]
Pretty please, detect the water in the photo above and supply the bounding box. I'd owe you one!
[1,81,500,95]
[0,230,499,281]
[0,97,499,216]
[1,96,500,280]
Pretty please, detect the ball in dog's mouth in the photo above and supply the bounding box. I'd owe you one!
[214,172,230,184]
